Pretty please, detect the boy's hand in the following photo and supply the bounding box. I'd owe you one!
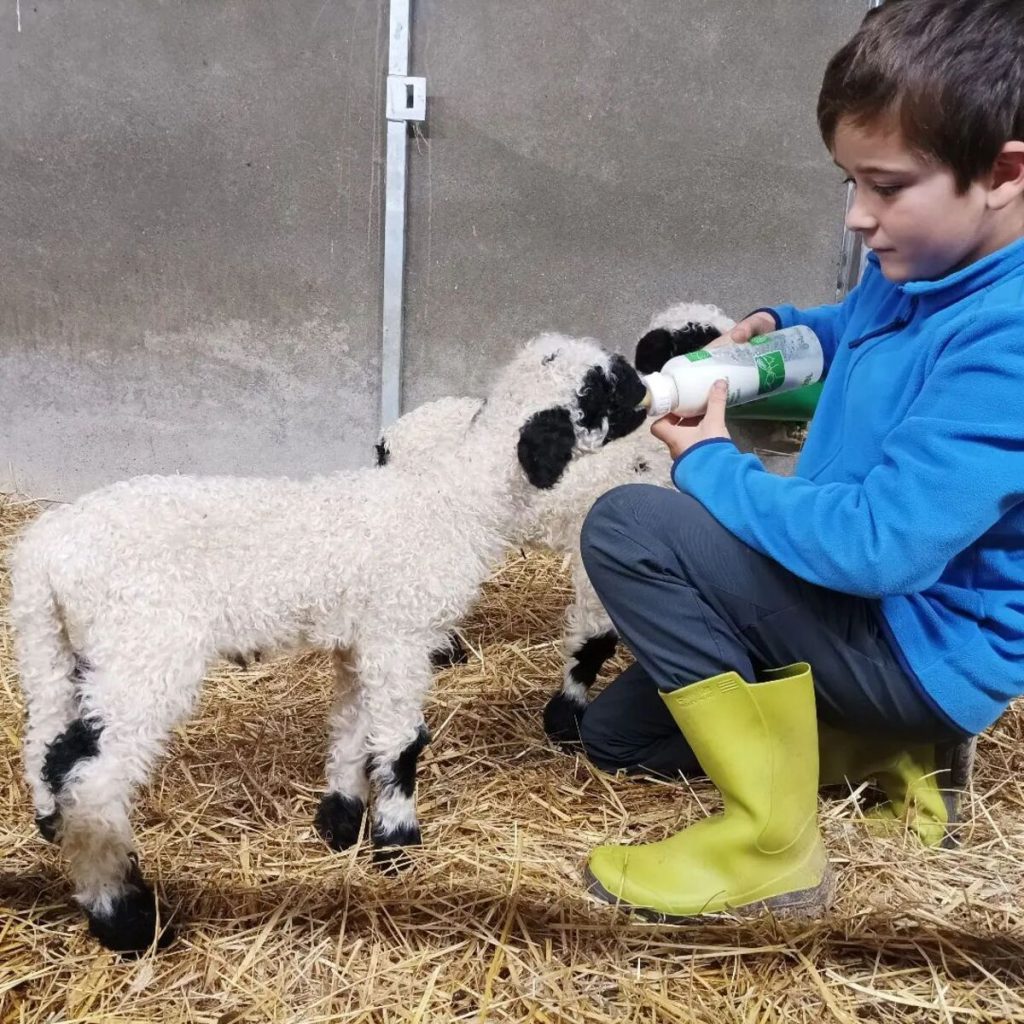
[651,379,732,460]
[706,310,777,348]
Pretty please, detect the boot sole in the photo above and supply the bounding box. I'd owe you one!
[584,861,835,924]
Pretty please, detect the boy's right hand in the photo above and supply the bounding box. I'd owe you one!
[707,310,778,348]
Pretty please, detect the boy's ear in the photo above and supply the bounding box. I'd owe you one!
[987,141,1024,210]
[517,406,576,489]
[635,323,722,374]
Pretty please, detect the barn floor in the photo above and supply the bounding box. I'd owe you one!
[2,495,1023,1023]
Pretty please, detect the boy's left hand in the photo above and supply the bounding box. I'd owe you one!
[651,379,732,459]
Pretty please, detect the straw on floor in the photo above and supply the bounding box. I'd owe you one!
[1,495,1023,1023]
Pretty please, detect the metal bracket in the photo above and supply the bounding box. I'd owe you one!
[386,76,426,123]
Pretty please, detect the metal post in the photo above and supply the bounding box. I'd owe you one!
[381,0,426,427]
[835,0,883,300]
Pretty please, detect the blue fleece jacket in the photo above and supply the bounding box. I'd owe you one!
[673,236,1024,735]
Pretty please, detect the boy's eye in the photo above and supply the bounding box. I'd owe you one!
[841,175,904,198]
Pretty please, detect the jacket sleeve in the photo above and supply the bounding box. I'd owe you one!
[672,312,1024,597]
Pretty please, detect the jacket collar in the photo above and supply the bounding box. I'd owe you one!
[866,235,1024,312]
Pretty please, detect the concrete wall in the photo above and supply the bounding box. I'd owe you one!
[1,0,865,500]
[402,0,865,408]
[2,0,386,499]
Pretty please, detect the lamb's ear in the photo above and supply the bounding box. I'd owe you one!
[517,406,576,489]
[635,322,722,373]
[374,439,390,466]
[634,328,676,375]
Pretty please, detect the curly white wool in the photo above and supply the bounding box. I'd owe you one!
[9,332,643,951]
[378,302,780,744]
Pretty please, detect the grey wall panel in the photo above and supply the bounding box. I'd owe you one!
[2,0,386,499]
[402,0,864,407]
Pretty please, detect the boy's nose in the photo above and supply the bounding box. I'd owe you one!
[845,193,877,234]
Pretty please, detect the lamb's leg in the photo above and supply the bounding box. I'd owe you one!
[359,644,433,873]
[9,563,85,841]
[53,651,204,954]
[543,557,618,748]
[22,653,89,843]
[314,648,371,851]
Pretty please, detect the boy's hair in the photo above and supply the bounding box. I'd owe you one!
[818,0,1024,192]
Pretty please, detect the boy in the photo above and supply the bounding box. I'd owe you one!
[579,0,1024,920]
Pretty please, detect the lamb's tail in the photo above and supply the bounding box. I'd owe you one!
[8,527,81,827]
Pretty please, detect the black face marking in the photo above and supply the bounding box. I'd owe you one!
[577,365,613,432]
[42,717,102,795]
[375,439,390,467]
[314,793,366,851]
[569,630,619,687]
[635,322,721,374]
[517,406,576,489]
[605,355,647,441]
[370,821,422,874]
[84,858,174,955]
[430,633,469,669]
[386,724,431,799]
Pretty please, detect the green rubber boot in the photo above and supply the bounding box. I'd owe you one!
[817,721,976,849]
[585,664,833,920]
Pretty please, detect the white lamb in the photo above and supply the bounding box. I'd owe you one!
[377,304,789,745]
[9,333,647,954]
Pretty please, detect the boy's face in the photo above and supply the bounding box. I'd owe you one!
[833,117,1000,283]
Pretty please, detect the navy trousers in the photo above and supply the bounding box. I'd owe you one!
[577,485,964,777]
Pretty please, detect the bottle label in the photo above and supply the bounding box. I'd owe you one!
[651,325,824,417]
[754,350,785,394]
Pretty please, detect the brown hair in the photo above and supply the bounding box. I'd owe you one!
[818,0,1024,191]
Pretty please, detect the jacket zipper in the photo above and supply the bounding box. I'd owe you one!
[848,296,919,349]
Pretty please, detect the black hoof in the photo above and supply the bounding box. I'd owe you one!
[371,823,421,875]
[314,793,365,851]
[543,692,586,748]
[85,863,174,955]
[429,634,469,669]
[35,811,61,844]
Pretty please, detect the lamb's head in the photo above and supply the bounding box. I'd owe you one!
[481,333,647,491]
[634,301,736,374]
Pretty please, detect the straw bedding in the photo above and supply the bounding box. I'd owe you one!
[1,495,1023,1023]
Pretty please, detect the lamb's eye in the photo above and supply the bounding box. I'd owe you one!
[542,352,559,365]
